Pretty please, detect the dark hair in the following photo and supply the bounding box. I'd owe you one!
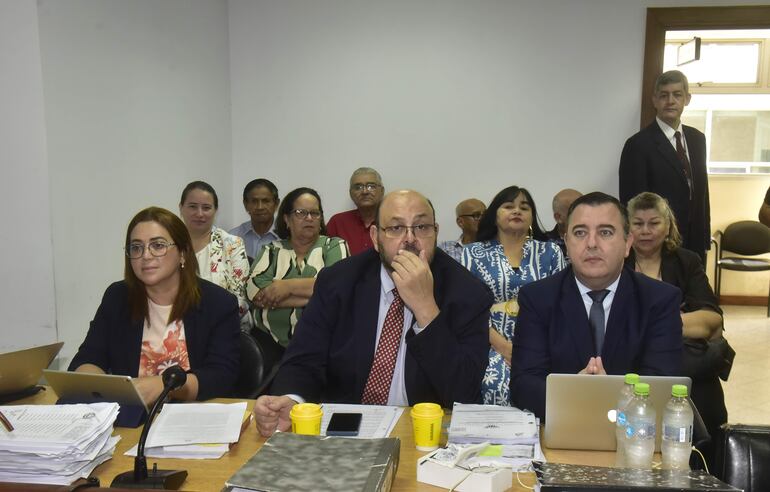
[180,180,219,209]
[242,178,279,203]
[124,207,200,322]
[655,70,689,94]
[274,187,326,239]
[566,192,630,236]
[476,186,547,242]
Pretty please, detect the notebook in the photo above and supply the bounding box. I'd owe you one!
[0,342,63,399]
[544,373,691,451]
[43,370,148,412]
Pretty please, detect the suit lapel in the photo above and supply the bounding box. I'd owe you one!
[601,270,633,365]
[562,272,594,364]
[127,317,144,377]
[353,258,383,399]
[650,123,688,188]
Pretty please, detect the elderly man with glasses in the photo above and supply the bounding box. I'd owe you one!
[439,198,486,262]
[326,167,385,254]
[253,190,493,437]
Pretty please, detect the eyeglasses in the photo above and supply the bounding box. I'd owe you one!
[292,209,322,220]
[350,183,381,193]
[125,240,177,259]
[459,213,484,221]
[379,224,436,239]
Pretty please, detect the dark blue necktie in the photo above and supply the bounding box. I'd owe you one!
[588,289,610,355]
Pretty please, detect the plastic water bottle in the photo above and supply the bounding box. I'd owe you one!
[624,382,656,469]
[661,384,694,470]
[615,373,639,467]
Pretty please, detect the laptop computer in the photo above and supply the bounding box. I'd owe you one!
[0,342,64,401]
[544,373,691,451]
[43,370,148,412]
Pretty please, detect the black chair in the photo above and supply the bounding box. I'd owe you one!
[231,331,265,399]
[714,424,770,492]
[250,327,285,396]
[712,220,770,317]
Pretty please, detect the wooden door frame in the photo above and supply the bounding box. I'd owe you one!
[641,6,770,128]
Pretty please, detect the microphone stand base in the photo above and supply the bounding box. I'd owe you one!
[111,469,188,489]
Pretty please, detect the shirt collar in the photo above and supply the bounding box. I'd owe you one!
[379,264,396,297]
[574,271,621,297]
[656,116,683,139]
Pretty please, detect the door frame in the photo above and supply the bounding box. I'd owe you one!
[641,6,770,128]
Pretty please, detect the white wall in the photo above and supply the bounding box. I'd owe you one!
[229,0,767,241]
[3,0,769,357]
[36,0,232,364]
[0,1,57,352]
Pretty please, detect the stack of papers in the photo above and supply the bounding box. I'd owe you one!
[447,403,543,471]
[126,401,247,459]
[0,403,120,485]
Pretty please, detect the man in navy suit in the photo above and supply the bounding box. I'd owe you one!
[254,190,493,437]
[510,192,682,419]
[619,70,710,264]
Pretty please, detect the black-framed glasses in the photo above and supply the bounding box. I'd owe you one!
[350,183,381,193]
[379,224,436,239]
[125,240,177,259]
[292,208,322,220]
[459,213,484,221]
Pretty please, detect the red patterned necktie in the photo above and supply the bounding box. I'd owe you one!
[361,289,405,405]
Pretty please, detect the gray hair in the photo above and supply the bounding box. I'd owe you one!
[654,70,689,95]
[350,167,382,185]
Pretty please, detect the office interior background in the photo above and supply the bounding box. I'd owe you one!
[2,0,769,373]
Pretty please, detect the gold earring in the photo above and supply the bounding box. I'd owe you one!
[528,226,533,238]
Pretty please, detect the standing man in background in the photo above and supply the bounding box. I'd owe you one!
[545,188,582,257]
[327,167,384,255]
[619,70,710,264]
[439,198,486,262]
[229,179,280,261]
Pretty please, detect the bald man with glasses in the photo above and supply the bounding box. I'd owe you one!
[254,190,493,437]
[439,198,486,262]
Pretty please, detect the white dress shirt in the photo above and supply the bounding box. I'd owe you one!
[574,274,621,333]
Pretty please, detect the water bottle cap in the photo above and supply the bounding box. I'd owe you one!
[624,373,640,385]
[634,382,650,396]
[671,384,688,398]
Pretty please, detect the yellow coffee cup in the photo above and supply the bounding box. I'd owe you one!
[290,403,323,435]
[411,402,444,451]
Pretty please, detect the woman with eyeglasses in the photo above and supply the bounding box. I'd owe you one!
[69,207,240,404]
[179,181,251,329]
[461,186,565,405]
[248,187,349,349]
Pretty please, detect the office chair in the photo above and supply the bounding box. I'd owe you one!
[714,424,770,492]
[712,220,770,317]
[231,331,265,399]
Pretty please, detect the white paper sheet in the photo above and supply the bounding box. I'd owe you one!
[145,401,247,447]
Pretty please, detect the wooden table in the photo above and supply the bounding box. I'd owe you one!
[5,389,617,491]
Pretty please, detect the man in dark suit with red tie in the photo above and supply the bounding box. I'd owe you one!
[252,190,493,437]
[619,70,710,264]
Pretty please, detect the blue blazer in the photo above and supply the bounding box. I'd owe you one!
[510,266,683,419]
[68,279,240,401]
[619,122,710,258]
[270,248,493,408]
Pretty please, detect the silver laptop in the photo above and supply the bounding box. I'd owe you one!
[0,342,64,396]
[544,373,691,451]
[43,370,148,411]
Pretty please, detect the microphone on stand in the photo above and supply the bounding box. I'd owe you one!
[111,365,189,489]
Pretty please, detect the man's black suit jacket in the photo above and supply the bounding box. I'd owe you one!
[510,266,683,420]
[619,121,710,259]
[270,248,493,408]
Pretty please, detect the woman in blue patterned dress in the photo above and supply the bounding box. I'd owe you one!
[461,186,565,405]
